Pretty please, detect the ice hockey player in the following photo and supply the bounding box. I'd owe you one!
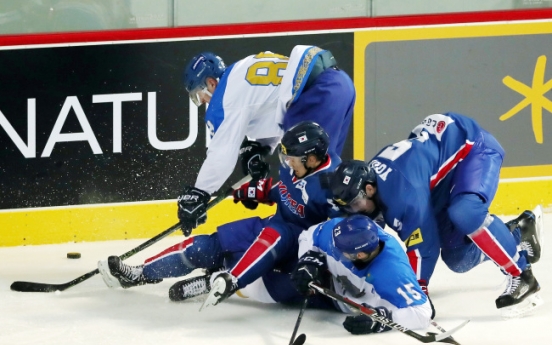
[291,214,433,334]
[98,121,342,306]
[328,112,544,318]
[177,45,355,236]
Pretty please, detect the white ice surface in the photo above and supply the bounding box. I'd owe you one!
[1,213,551,345]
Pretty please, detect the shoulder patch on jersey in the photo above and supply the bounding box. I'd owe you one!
[404,229,423,247]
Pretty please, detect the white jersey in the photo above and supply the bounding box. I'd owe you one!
[195,52,288,193]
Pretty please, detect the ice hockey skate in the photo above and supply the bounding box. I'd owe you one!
[199,271,238,311]
[169,274,211,302]
[506,205,543,264]
[496,266,543,318]
[98,256,162,289]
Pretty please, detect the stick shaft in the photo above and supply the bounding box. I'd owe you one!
[10,175,252,293]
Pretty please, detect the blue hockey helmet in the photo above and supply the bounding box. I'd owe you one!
[330,160,377,212]
[332,215,379,260]
[183,52,226,106]
[279,121,330,168]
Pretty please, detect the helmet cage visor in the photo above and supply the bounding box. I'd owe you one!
[341,190,367,214]
[188,83,210,107]
[278,151,306,169]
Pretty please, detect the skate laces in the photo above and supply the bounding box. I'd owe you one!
[118,261,144,281]
[182,277,208,297]
[500,275,521,296]
[520,241,535,257]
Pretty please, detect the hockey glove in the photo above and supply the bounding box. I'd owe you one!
[177,186,210,236]
[239,140,271,180]
[233,178,274,210]
[290,250,327,296]
[343,305,392,335]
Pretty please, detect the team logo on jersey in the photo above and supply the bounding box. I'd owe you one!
[393,218,403,231]
[336,275,366,298]
[206,121,215,139]
[278,183,305,218]
[436,121,446,133]
[298,135,307,143]
[404,229,423,247]
[295,179,309,203]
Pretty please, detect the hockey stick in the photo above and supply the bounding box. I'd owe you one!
[10,175,253,293]
[430,321,461,345]
[308,282,469,344]
[288,297,308,345]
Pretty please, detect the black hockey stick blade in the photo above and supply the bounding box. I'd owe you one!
[308,282,469,344]
[10,175,252,293]
[10,269,100,293]
[292,334,306,345]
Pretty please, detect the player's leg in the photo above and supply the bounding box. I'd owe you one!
[98,232,224,289]
[168,217,266,301]
[505,205,543,264]
[447,131,540,312]
[204,217,301,308]
[283,68,355,155]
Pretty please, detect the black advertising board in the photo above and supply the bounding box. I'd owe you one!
[0,33,354,209]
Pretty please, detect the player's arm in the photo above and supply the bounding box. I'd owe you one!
[400,190,441,301]
[177,106,250,233]
[195,106,250,194]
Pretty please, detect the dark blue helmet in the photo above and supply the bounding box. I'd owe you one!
[183,52,226,106]
[330,160,377,209]
[279,121,329,166]
[332,215,379,258]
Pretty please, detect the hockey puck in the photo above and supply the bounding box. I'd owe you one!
[67,252,81,259]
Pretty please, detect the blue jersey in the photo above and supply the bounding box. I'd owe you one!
[269,151,342,229]
[369,113,484,241]
[299,218,432,330]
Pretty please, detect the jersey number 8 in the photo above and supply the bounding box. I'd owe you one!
[246,53,288,86]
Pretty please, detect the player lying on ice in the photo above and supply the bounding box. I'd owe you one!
[176,45,355,241]
[98,121,342,308]
[290,214,433,334]
[328,112,544,319]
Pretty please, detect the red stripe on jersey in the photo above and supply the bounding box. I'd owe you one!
[144,237,194,264]
[469,228,522,276]
[230,227,281,279]
[429,141,474,190]
[407,249,422,280]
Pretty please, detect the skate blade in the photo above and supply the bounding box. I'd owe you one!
[501,292,544,319]
[199,277,226,311]
[97,260,122,289]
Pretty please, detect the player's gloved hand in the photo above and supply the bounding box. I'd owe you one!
[290,250,327,296]
[239,140,271,180]
[177,186,210,236]
[233,178,274,210]
[417,279,435,319]
[343,305,392,335]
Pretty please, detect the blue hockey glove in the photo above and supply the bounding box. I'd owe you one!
[239,140,271,180]
[291,250,327,296]
[177,186,210,236]
[343,305,392,335]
